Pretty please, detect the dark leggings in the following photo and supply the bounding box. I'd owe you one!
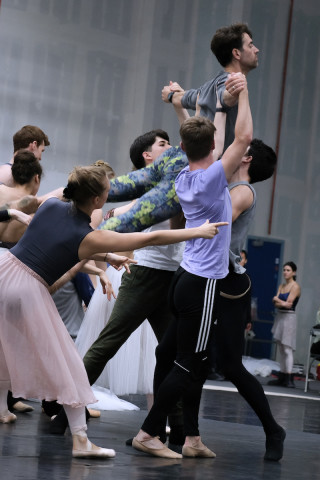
[215,271,280,435]
[141,268,216,438]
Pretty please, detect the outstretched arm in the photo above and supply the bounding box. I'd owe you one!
[79,220,228,259]
[99,147,188,232]
[100,179,182,232]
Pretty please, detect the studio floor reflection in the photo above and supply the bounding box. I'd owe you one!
[0,377,319,480]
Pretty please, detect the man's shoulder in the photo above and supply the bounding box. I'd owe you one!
[199,70,228,90]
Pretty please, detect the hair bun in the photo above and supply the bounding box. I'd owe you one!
[63,183,76,200]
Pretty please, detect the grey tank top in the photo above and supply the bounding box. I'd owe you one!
[229,181,256,274]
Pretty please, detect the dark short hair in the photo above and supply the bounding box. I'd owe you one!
[211,23,253,67]
[12,150,43,185]
[129,129,170,170]
[247,139,277,184]
[180,116,216,161]
[13,125,50,152]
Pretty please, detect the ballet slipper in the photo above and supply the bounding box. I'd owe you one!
[0,410,17,424]
[132,436,182,459]
[12,401,34,413]
[88,408,101,418]
[72,434,116,458]
[182,444,216,458]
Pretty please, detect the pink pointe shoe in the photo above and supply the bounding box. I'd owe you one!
[72,434,116,459]
[0,410,17,424]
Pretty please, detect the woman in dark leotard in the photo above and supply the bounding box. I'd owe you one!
[269,261,301,388]
[0,163,221,460]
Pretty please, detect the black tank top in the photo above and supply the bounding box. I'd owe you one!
[11,197,93,285]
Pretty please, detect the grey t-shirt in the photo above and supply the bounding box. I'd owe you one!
[181,70,238,153]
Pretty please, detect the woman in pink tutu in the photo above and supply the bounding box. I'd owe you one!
[0,163,223,460]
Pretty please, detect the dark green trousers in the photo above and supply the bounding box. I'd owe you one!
[84,265,176,385]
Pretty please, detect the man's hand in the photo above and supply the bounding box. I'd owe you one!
[225,72,247,98]
[162,81,185,103]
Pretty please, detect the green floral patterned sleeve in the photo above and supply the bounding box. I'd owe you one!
[99,146,188,232]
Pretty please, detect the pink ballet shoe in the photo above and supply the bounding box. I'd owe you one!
[12,401,34,413]
[0,411,17,424]
[132,436,182,459]
[88,408,101,418]
[72,434,115,458]
[182,444,216,458]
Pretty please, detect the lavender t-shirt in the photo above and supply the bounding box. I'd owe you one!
[175,160,231,279]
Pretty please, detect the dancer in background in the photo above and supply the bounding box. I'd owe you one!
[269,262,301,388]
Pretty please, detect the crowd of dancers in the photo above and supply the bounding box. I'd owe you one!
[0,22,301,462]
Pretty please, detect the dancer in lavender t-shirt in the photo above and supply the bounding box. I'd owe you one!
[132,73,252,459]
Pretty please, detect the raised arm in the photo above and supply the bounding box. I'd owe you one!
[220,74,252,181]
[162,81,186,108]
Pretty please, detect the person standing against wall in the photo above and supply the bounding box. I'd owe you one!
[269,262,301,388]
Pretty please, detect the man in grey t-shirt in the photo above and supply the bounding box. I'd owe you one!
[162,23,259,153]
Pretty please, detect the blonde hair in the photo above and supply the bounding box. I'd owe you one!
[92,160,115,180]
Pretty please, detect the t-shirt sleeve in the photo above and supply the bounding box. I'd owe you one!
[181,88,198,111]
[204,160,228,194]
[216,73,231,110]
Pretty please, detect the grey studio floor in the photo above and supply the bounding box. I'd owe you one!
[1,376,320,480]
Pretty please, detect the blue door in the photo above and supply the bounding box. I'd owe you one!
[245,236,284,359]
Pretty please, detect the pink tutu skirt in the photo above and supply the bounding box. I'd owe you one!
[0,252,96,407]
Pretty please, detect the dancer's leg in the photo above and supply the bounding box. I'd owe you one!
[134,270,216,458]
[216,286,282,435]
[215,274,285,461]
[282,345,294,373]
[84,266,175,385]
[64,405,115,458]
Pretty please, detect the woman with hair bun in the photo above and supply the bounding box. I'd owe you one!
[269,261,301,388]
[0,163,225,460]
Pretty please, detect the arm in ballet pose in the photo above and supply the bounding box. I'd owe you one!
[99,146,188,232]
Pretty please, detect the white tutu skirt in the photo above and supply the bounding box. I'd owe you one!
[0,252,96,407]
[76,266,157,397]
